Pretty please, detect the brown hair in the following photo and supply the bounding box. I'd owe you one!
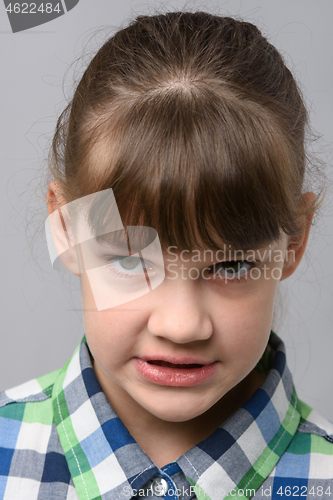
[49,11,324,253]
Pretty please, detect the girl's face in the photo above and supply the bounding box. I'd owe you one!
[79,234,294,423]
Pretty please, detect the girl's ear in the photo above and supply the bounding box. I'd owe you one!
[280,192,316,281]
[46,181,81,276]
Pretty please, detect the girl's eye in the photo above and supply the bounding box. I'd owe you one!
[106,255,153,278]
[210,260,254,282]
[115,256,142,271]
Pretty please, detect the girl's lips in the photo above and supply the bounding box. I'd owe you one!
[134,358,218,386]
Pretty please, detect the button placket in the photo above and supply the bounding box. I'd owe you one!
[145,474,179,499]
[151,477,168,496]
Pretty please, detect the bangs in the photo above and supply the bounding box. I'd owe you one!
[76,85,304,254]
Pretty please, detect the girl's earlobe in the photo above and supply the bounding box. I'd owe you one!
[46,208,81,276]
[46,182,81,276]
[280,192,316,281]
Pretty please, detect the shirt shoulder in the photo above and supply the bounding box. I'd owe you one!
[0,366,62,409]
[0,368,61,457]
[251,400,333,499]
[297,398,333,441]
[272,399,333,485]
[0,370,60,444]
[0,368,67,491]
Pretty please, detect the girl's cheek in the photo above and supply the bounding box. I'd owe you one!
[213,287,275,352]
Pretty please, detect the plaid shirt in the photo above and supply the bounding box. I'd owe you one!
[1,331,333,500]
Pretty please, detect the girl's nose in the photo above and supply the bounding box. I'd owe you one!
[147,280,213,344]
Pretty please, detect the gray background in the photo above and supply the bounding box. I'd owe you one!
[0,0,332,420]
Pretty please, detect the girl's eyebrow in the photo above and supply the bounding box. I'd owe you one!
[160,247,276,265]
[215,245,280,262]
[91,233,278,263]
[91,233,161,260]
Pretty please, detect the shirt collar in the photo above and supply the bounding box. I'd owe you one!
[52,331,301,500]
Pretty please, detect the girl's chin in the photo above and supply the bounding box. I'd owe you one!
[144,407,208,423]
[133,392,220,423]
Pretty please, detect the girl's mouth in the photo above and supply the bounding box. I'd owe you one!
[134,358,218,386]
[148,360,204,369]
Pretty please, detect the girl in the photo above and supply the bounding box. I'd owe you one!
[0,10,332,500]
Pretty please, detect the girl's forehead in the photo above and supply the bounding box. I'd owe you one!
[66,181,289,266]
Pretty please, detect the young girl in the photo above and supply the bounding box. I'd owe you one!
[0,10,332,500]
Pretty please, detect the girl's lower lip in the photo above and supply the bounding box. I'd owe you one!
[134,358,218,386]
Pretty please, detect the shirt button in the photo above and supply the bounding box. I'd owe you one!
[152,477,168,497]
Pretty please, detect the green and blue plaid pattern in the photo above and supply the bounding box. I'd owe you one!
[1,331,332,500]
